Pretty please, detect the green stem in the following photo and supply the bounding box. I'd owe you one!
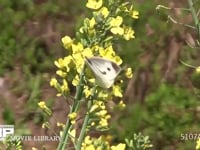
[57,65,85,150]
[76,85,97,150]
[187,0,200,38]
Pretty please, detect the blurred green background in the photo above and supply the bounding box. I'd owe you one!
[0,0,200,149]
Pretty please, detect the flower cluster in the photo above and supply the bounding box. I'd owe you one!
[50,0,137,138]
[81,135,126,150]
[49,0,139,149]
[51,0,138,96]
[89,100,111,129]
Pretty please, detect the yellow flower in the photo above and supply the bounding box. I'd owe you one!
[68,112,77,125]
[72,75,80,86]
[99,45,122,64]
[50,78,58,87]
[91,122,95,126]
[111,27,124,35]
[99,118,109,127]
[98,91,109,99]
[84,86,92,98]
[77,65,84,73]
[196,66,200,73]
[109,17,124,35]
[118,100,126,109]
[32,147,38,150]
[84,136,92,145]
[90,104,99,112]
[54,56,72,71]
[110,16,124,35]
[89,17,96,28]
[73,54,84,73]
[144,144,153,148]
[196,138,200,150]
[96,110,107,116]
[96,146,102,150]
[62,36,73,49]
[54,58,66,69]
[111,143,126,150]
[82,48,93,57]
[110,16,123,27]
[98,102,106,110]
[63,56,73,69]
[113,56,122,65]
[56,93,62,97]
[88,78,95,84]
[56,70,67,77]
[125,67,133,78]
[99,46,114,58]
[68,129,76,142]
[61,79,69,93]
[38,101,47,109]
[82,136,94,150]
[91,45,104,53]
[105,45,115,53]
[99,7,109,18]
[72,43,84,54]
[38,101,52,115]
[112,85,123,98]
[68,112,77,120]
[42,122,50,129]
[130,10,139,19]
[105,114,111,119]
[124,5,139,19]
[83,145,95,150]
[86,0,103,10]
[71,43,85,63]
[123,26,135,40]
[57,122,65,128]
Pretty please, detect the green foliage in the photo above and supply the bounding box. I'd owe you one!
[144,84,199,138]
[0,0,63,75]
[2,107,15,124]
[125,133,153,150]
[111,1,200,149]
[120,0,171,67]
[116,83,200,149]
[0,0,32,75]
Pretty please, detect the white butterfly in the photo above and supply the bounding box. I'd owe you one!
[85,56,121,88]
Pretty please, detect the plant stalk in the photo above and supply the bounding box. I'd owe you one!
[57,65,85,150]
[76,85,97,150]
[187,0,200,38]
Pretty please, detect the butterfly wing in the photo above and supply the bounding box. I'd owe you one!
[85,57,121,78]
[85,57,121,88]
